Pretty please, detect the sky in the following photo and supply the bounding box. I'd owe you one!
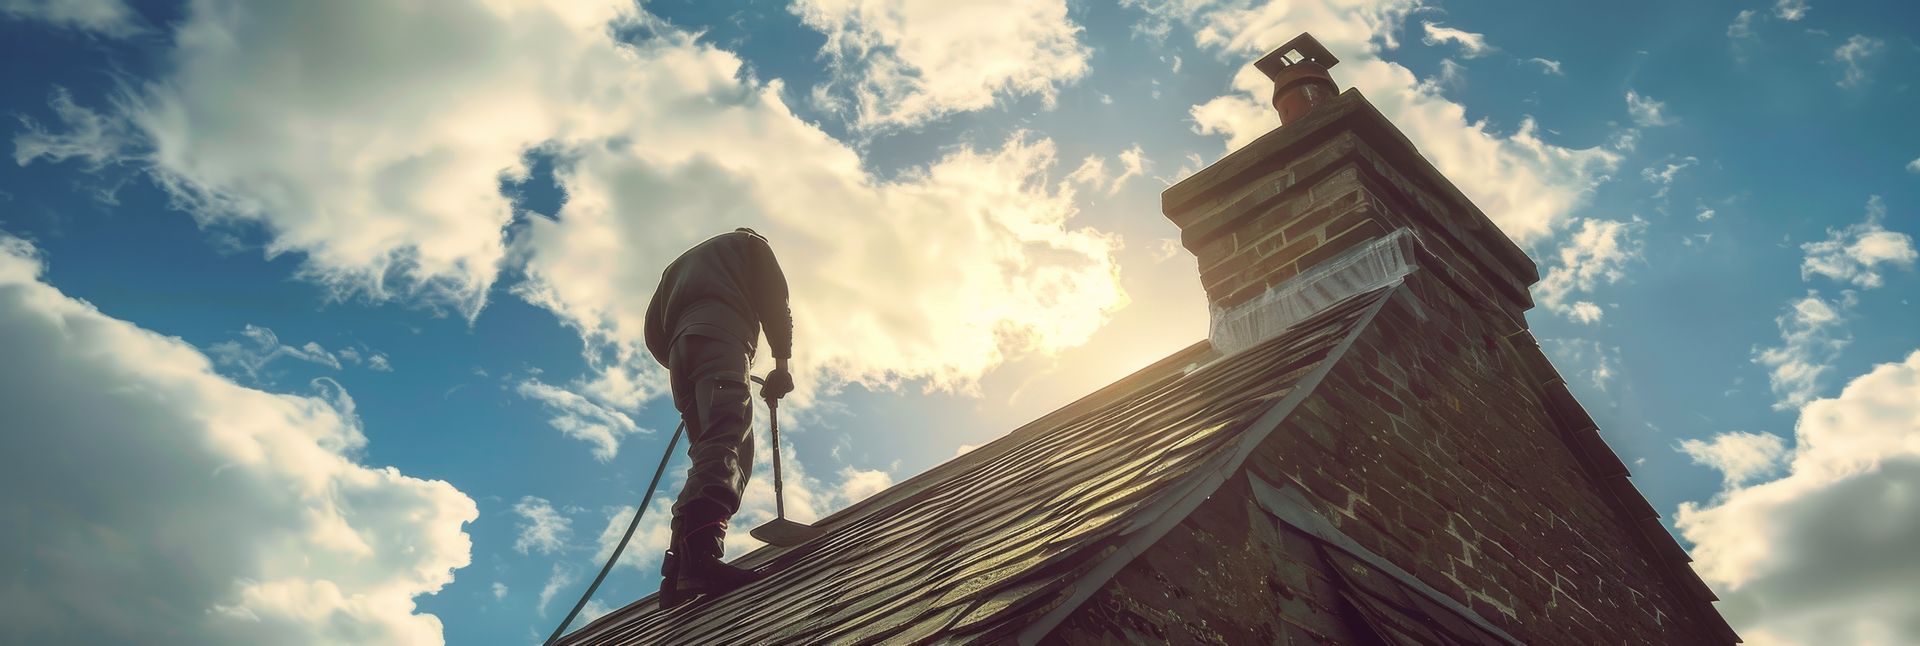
[0,0,1916,644]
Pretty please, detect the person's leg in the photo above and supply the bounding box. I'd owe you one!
[662,334,759,602]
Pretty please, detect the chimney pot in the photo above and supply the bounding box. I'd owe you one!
[1255,33,1340,125]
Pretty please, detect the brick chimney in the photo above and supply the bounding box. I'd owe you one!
[1164,33,1541,351]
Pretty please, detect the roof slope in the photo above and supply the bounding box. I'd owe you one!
[560,289,1390,645]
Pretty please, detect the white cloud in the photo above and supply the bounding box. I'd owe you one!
[518,125,1128,411]
[1907,157,1920,174]
[1545,337,1622,392]
[1151,0,1619,245]
[0,0,141,36]
[1800,196,1918,288]
[836,467,894,503]
[1568,300,1603,324]
[1698,207,1717,222]
[1641,155,1698,199]
[1434,58,1467,91]
[515,379,645,462]
[1525,57,1564,76]
[1754,290,1855,410]
[1774,0,1809,21]
[1834,35,1884,89]
[1679,431,1788,487]
[491,582,508,600]
[535,563,574,618]
[1064,154,1111,193]
[1112,143,1150,195]
[19,0,1129,461]
[1149,238,1186,264]
[1728,10,1758,40]
[0,234,475,645]
[1625,89,1673,127]
[207,324,349,381]
[13,87,134,169]
[512,496,572,556]
[1535,217,1646,322]
[1420,22,1491,58]
[792,0,1091,131]
[1678,350,1920,646]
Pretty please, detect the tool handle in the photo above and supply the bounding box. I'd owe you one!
[766,394,784,519]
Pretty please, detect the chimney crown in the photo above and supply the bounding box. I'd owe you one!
[1255,33,1340,125]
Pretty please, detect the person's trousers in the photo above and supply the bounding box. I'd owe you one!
[667,333,754,558]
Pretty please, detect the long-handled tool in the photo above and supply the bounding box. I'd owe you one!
[747,379,823,547]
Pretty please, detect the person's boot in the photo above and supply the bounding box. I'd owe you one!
[658,521,762,606]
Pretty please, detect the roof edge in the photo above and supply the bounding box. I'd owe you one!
[1017,285,1400,644]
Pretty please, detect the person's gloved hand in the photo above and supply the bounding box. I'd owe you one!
[761,366,795,401]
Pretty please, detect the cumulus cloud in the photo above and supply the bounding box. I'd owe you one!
[1535,217,1646,323]
[1625,89,1673,127]
[1773,0,1809,21]
[1567,300,1603,324]
[513,496,573,556]
[1678,431,1788,487]
[1800,196,1917,289]
[1833,35,1884,89]
[0,234,475,645]
[836,466,895,503]
[1525,57,1564,76]
[1677,350,1920,645]
[0,0,142,36]
[19,0,1127,463]
[1148,0,1618,245]
[1754,290,1855,410]
[492,582,509,600]
[792,0,1091,131]
[1420,22,1491,58]
[1907,158,1920,174]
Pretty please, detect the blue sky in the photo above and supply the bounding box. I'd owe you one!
[1,0,1916,644]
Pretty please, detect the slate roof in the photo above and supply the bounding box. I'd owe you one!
[559,287,1390,645]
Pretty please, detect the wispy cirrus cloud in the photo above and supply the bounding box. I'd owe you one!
[0,0,142,36]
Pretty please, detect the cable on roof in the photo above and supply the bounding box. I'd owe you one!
[542,420,686,646]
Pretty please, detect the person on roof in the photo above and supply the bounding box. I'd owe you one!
[644,227,795,605]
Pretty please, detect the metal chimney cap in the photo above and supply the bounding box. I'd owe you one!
[1253,33,1340,80]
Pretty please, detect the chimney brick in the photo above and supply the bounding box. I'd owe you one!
[1164,87,1540,324]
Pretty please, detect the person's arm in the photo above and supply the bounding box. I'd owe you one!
[750,235,796,399]
[751,237,794,362]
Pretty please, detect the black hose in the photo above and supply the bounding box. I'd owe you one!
[542,420,686,646]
